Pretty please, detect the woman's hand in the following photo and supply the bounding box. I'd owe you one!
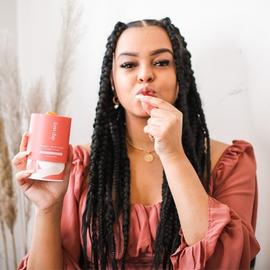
[136,94,185,159]
[12,132,73,212]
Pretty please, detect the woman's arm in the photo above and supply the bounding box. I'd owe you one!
[13,133,73,269]
[137,94,209,245]
[27,205,63,269]
[17,144,89,270]
[160,151,209,246]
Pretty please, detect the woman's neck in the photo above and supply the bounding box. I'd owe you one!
[125,113,154,150]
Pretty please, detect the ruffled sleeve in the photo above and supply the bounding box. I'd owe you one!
[170,140,260,269]
[17,145,89,270]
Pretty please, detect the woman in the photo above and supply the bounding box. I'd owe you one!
[15,17,260,269]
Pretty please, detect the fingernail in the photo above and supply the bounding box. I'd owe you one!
[25,169,34,174]
[148,134,155,142]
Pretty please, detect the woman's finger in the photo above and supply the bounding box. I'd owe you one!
[19,132,29,152]
[147,116,167,127]
[144,125,161,140]
[16,169,34,184]
[136,94,173,111]
[12,150,31,167]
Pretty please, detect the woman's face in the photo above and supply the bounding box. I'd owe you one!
[112,26,178,118]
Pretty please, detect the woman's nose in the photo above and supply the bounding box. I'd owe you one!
[137,66,154,83]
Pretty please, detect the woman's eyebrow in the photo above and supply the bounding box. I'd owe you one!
[117,48,173,59]
[150,48,173,56]
[117,52,138,59]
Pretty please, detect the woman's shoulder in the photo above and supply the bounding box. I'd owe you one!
[78,143,90,153]
[72,144,90,155]
[71,144,90,168]
[209,139,257,202]
[210,139,231,173]
[210,138,256,172]
[210,138,256,179]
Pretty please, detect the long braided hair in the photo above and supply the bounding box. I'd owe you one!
[82,17,211,269]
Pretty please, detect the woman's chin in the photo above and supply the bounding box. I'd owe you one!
[135,110,150,118]
[138,106,150,117]
[125,109,149,119]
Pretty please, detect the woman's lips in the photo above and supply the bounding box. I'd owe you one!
[142,91,156,97]
[137,87,156,97]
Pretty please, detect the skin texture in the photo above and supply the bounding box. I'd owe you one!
[112,26,179,150]
[112,26,178,118]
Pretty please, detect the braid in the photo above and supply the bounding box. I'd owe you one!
[82,17,211,270]
[137,18,211,269]
[82,21,129,269]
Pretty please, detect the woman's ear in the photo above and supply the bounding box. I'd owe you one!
[111,56,115,89]
[110,74,115,91]
[176,84,180,96]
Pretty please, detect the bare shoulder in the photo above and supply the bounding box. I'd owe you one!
[79,143,90,153]
[210,139,231,172]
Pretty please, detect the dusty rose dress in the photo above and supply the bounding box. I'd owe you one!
[18,140,260,269]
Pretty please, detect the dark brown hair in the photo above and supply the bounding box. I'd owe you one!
[82,17,211,269]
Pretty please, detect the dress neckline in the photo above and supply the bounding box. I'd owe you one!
[130,201,162,208]
[79,141,237,209]
[129,141,236,209]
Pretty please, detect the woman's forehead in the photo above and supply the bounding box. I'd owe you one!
[114,26,173,56]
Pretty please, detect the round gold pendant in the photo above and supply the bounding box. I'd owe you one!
[144,153,154,162]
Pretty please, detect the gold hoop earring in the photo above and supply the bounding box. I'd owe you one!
[113,96,120,109]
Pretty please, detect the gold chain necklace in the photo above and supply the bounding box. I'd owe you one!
[126,138,155,162]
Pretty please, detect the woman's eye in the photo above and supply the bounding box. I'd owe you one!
[120,62,136,69]
[154,60,170,67]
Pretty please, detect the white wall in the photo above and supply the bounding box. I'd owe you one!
[0,0,16,33]
[1,0,269,268]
